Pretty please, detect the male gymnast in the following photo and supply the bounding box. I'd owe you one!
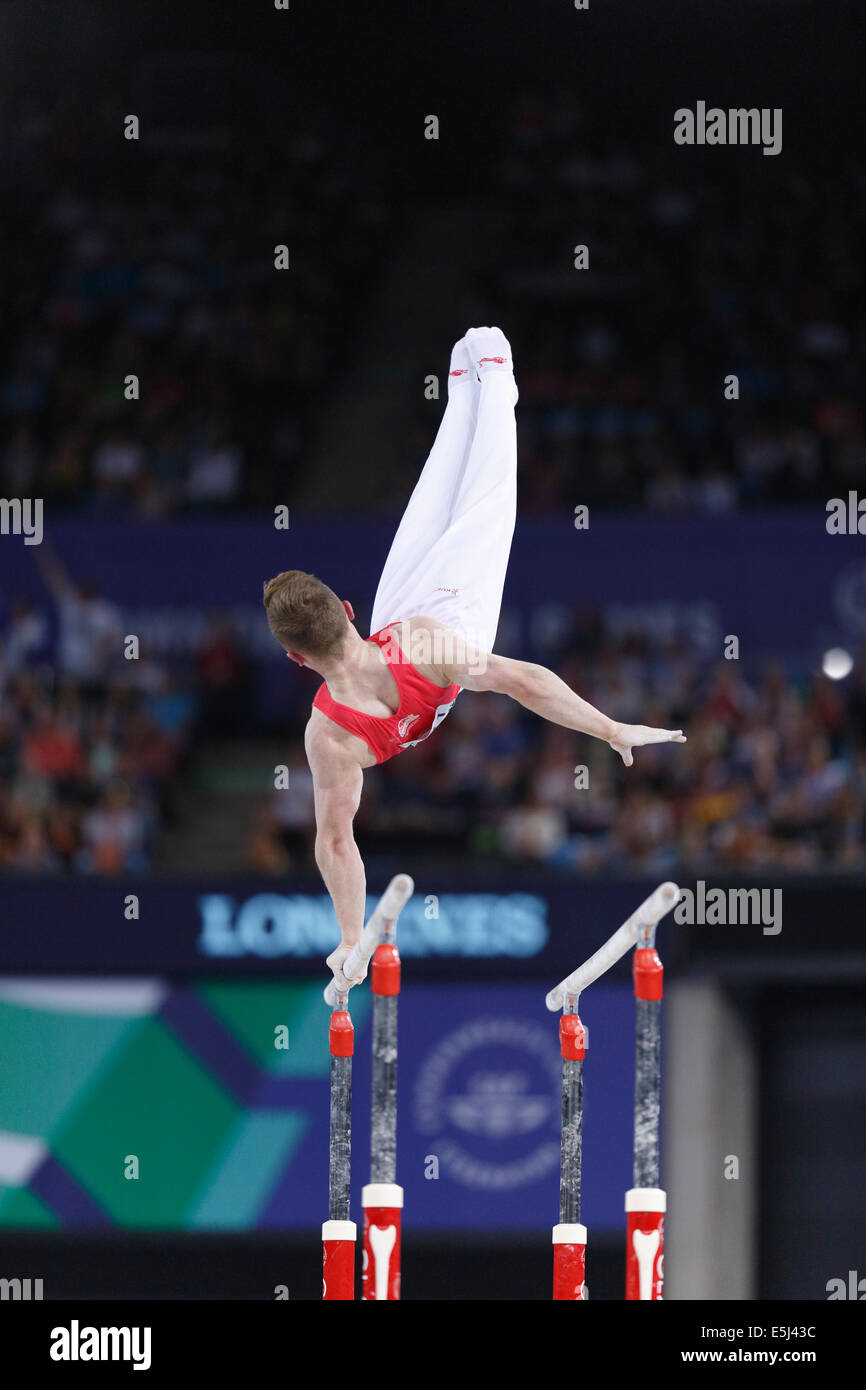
[262,328,686,995]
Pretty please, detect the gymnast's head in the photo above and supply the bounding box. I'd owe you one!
[262,569,354,670]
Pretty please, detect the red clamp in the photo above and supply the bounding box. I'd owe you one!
[329,1009,354,1057]
[559,1013,587,1060]
[633,948,664,1001]
[371,942,401,997]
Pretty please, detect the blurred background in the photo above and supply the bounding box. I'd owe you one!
[0,0,864,1299]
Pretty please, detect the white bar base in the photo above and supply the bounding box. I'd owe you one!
[552,1222,587,1244]
[625,1188,666,1213]
[362,1183,404,1209]
[322,1220,357,1241]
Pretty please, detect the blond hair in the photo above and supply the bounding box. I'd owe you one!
[262,570,348,658]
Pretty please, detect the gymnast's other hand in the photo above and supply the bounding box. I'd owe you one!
[608,722,687,768]
[325,942,369,996]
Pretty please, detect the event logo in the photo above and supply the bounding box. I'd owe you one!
[197,892,549,959]
[413,1017,561,1190]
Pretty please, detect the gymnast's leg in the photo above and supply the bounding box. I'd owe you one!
[370,336,479,633]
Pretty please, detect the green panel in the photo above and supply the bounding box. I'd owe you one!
[0,1000,138,1140]
[0,1185,58,1227]
[53,1019,237,1226]
[197,979,369,1076]
[189,1110,308,1228]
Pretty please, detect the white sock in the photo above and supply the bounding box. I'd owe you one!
[466,326,518,403]
[448,336,476,397]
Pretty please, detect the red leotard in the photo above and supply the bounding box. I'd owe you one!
[311,627,460,765]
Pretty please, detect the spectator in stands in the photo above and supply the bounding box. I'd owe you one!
[195,615,250,738]
[78,779,150,875]
[35,543,123,695]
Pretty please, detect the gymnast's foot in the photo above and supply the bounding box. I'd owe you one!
[466,326,518,403]
[448,335,475,395]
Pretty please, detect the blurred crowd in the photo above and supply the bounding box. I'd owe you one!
[250,621,866,877]
[0,559,252,873]
[3,84,865,519]
[2,71,865,878]
[393,91,866,515]
[492,93,866,514]
[0,87,390,516]
[8,575,863,878]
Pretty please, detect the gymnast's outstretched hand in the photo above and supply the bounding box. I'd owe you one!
[608,722,687,768]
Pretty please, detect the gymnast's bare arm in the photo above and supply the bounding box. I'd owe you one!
[410,619,686,767]
[305,713,371,989]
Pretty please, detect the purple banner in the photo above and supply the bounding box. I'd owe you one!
[2,513,864,665]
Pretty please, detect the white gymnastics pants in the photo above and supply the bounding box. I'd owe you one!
[370,372,517,652]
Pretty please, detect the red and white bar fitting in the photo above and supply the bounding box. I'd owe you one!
[552,1011,588,1301]
[626,940,665,1301]
[322,1007,355,1301]
[362,938,403,1301]
[625,1189,665,1301]
[323,1219,357,1301]
[552,1223,587,1301]
[362,1183,402,1300]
